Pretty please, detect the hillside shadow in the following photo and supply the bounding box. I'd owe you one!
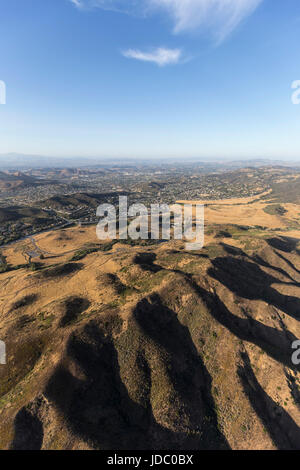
[208,256,300,321]
[132,253,300,371]
[266,237,299,253]
[238,351,300,450]
[220,243,300,285]
[11,407,44,450]
[272,250,300,276]
[285,370,300,410]
[37,262,84,280]
[59,296,90,327]
[42,313,228,450]
[133,252,162,273]
[10,293,39,312]
[133,294,229,450]
[178,275,300,371]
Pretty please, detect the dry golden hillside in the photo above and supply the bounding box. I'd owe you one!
[0,197,300,450]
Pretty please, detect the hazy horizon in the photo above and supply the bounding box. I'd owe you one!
[1,152,300,167]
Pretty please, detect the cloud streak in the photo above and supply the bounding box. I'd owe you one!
[150,0,263,42]
[69,0,263,42]
[69,0,141,15]
[70,0,83,8]
[122,47,183,66]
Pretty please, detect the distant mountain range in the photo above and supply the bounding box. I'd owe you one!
[0,153,299,170]
[0,153,102,169]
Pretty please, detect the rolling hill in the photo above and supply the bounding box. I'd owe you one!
[0,215,299,450]
[0,171,49,193]
[0,206,54,225]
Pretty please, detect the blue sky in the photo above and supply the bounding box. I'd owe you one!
[0,0,300,160]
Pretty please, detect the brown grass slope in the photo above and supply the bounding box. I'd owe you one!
[0,232,299,450]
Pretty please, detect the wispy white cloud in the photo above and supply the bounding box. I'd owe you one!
[122,47,183,66]
[69,0,141,14]
[69,0,263,43]
[150,0,263,42]
[70,0,83,8]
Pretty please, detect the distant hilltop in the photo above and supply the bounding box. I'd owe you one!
[0,153,300,170]
[0,170,42,192]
